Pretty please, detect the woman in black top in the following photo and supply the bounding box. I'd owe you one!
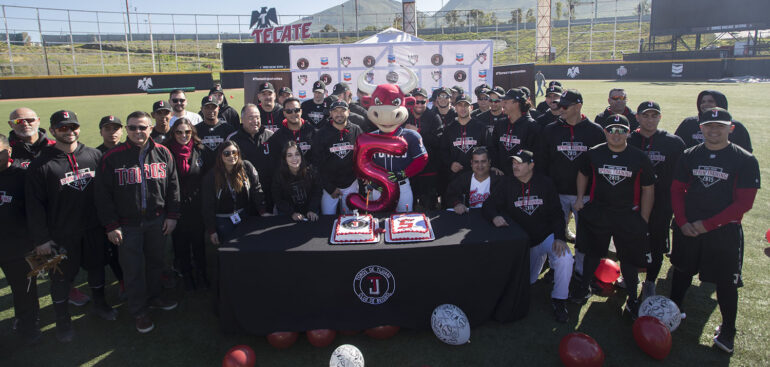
[202,141,265,246]
[272,141,321,221]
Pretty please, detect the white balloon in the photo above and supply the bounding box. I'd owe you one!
[639,295,682,332]
[431,304,471,345]
[330,344,365,367]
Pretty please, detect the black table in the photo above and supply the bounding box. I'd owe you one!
[218,211,531,335]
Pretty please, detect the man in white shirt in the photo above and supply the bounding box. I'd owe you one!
[445,147,502,214]
[168,89,202,127]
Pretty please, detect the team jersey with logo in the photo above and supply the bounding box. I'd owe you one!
[311,122,363,194]
[476,110,508,139]
[300,99,328,129]
[580,143,655,211]
[258,104,284,133]
[535,110,559,128]
[541,116,605,195]
[488,114,542,175]
[444,171,502,209]
[674,116,753,152]
[405,109,443,175]
[482,174,566,245]
[0,160,33,258]
[270,119,316,162]
[595,107,639,131]
[196,119,236,152]
[371,127,427,173]
[441,118,487,175]
[628,129,685,210]
[25,143,102,245]
[468,175,491,208]
[673,143,760,222]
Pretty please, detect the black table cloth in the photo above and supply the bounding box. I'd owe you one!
[218,210,530,335]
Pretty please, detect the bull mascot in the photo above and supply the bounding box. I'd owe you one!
[346,66,428,212]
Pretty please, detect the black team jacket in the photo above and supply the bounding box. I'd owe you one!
[9,129,55,168]
[0,160,33,260]
[311,121,363,195]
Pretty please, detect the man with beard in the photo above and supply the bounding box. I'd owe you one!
[197,95,236,168]
[674,90,752,152]
[350,88,369,118]
[7,107,55,168]
[26,110,118,342]
[271,98,315,162]
[256,82,284,133]
[432,87,457,128]
[301,81,329,129]
[594,88,639,130]
[150,100,173,145]
[331,82,373,132]
[441,94,489,186]
[489,88,541,176]
[535,85,563,128]
[168,89,202,127]
[311,100,363,215]
[208,85,240,128]
[227,104,275,212]
[405,88,442,210]
[277,86,293,106]
[471,83,491,116]
[628,101,685,301]
[536,81,563,114]
[476,87,508,140]
[519,87,543,120]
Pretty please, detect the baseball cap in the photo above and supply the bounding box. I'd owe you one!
[330,100,349,110]
[332,82,350,95]
[451,85,464,95]
[99,115,123,128]
[519,86,531,99]
[549,81,563,87]
[557,89,583,107]
[50,110,79,129]
[474,83,491,96]
[698,107,732,125]
[502,88,527,103]
[210,85,224,94]
[545,85,564,96]
[511,149,534,164]
[411,87,428,98]
[488,86,506,97]
[454,93,472,105]
[637,101,661,114]
[605,114,630,129]
[278,86,292,95]
[201,95,218,107]
[312,81,326,92]
[153,100,172,113]
[258,82,275,93]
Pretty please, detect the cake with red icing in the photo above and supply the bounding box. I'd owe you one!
[386,213,435,242]
[331,213,378,244]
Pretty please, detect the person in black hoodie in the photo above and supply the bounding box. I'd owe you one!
[406,88,442,211]
[197,95,236,168]
[475,87,508,140]
[255,82,284,133]
[208,85,240,128]
[227,104,275,212]
[441,94,489,189]
[536,81,563,114]
[0,134,41,344]
[272,141,321,221]
[311,100,362,215]
[488,88,541,176]
[270,98,316,163]
[95,110,180,334]
[7,107,55,168]
[535,85,563,128]
[674,90,752,152]
[301,81,330,129]
[167,118,209,290]
[594,88,639,130]
[26,110,118,342]
[432,87,457,128]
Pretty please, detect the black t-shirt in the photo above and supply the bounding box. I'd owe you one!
[300,99,328,129]
[628,129,685,209]
[580,143,655,211]
[673,143,760,221]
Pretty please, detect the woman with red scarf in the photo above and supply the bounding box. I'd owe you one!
[166,118,209,290]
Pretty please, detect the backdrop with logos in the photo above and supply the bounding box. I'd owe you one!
[288,40,493,102]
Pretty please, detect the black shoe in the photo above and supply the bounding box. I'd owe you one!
[569,286,592,304]
[92,301,118,321]
[21,327,42,345]
[624,298,640,320]
[713,328,735,353]
[149,297,178,311]
[55,320,75,343]
[552,299,569,323]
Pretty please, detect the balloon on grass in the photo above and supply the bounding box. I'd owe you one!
[633,316,672,360]
[330,344,365,367]
[558,332,605,367]
[266,331,299,349]
[364,325,400,340]
[307,329,337,347]
[222,345,256,367]
[594,258,621,284]
[431,304,470,345]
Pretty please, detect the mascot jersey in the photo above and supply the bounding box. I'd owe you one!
[371,127,427,174]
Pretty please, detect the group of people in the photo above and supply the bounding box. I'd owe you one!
[0,77,759,355]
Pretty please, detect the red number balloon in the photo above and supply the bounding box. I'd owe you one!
[347,133,408,212]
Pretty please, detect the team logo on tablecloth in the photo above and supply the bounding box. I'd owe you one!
[353,265,395,305]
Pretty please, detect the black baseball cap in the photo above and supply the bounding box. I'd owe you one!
[332,82,350,95]
[278,86,292,95]
[99,115,122,128]
[637,101,661,114]
[548,81,563,87]
[201,95,218,107]
[474,83,491,96]
[519,86,531,99]
[488,86,505,97]
[330,100,349,110]
[258,82,275,93]
[545,85,564,96]
[454,93,472,105]
[312,81,326,92]
[698,107,732,125]
[210,85,224,94]
[450,85,464,95]
[511,149,534,164]
[502,88,527,103]
[50,110,79,129]
[153,100,172,112]
[411,87,429,98]
[605,114,630,128]
[557,89,583,107]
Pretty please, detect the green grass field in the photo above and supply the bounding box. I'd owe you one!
[1,80,769,366]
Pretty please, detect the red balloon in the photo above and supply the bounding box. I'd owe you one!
[765,229,770,243]
[339,330,361,336]
[346,133,408,212]
[364,325,400,340]
[266,331,299,349]
[222,345,256,367]
[633,316,672,360]
[594,258,621,284]
[306,329,336,347]
[558,332,605,367]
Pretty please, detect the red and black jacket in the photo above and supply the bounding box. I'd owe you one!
[9,129,55,168]
[95,138,180,231]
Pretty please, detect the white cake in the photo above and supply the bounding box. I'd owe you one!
[331,213,378,244]
[386,213,435,243]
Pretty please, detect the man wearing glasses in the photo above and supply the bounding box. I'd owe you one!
[96,110,180,334]
[26,110,118,342]
[7,107,55,168]
[270,97,316,162]
[570,114,655,320]
[476,87,508,140]
[540,90,605,279]
[431,87,457,129]
[535,85,564,128]
[594,88,639,131]
[168,89,202,127]
[405,88,442,210]
[471,83,491,117]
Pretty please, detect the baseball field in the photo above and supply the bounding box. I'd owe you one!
[0,80,768,366]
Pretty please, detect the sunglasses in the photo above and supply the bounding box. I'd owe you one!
[55,124,79,132]
[415,100,427,105]
[489,99,501,103]
[171,98,186,103]
[222,150,239,157]
[175,130,192,136]
[559,104,573,110]
[438,94,450,99]
[478,96,490,101]
[610,95,627,101]
[284,108,301,114]
[127,125,150,131]
[10,117,37,125]
[605,126,629,134]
